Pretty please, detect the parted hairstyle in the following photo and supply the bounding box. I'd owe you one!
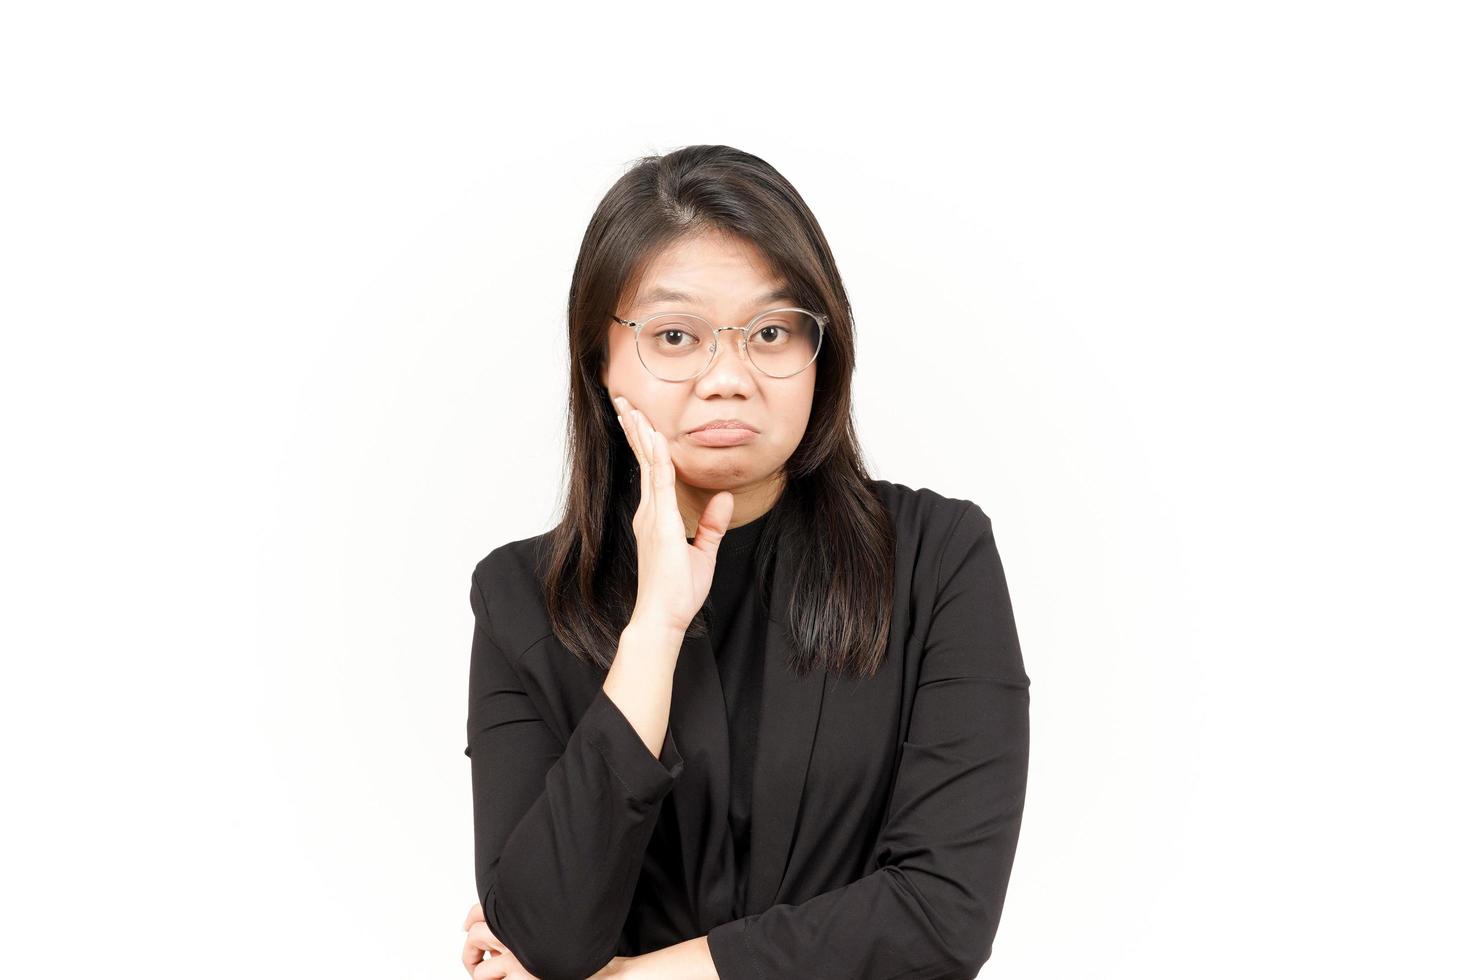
[540,144,895,681]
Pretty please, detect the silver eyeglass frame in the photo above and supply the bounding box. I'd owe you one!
[609,307,829,381]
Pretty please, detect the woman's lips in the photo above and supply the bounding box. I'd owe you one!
[689,420,756,432]
[686,427,758,447]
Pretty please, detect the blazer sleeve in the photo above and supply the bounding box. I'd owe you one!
[465,564,687,980]
[706,502,1030,980]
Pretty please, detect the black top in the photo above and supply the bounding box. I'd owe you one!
[466,479,1030,980]
[697,508,774,920]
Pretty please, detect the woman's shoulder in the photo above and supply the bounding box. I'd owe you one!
[468,528,558,652]
[866,479,1002,611]
[472,527,553,584]
[866,476,991,540]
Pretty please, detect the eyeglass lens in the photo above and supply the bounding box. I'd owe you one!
[636,310,822,381]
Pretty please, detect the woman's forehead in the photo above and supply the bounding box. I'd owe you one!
[623,232,789,311]
[629,283,797,312]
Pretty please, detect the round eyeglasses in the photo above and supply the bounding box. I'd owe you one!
[610,307,828,382]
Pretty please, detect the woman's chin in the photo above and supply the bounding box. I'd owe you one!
[674,465,756,490]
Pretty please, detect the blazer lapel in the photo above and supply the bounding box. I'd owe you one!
[666,625,734,917]
[746,544,829,915]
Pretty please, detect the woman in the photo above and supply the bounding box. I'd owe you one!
[460,145,1030,980]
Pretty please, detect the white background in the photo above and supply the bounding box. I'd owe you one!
[3,2,1466,977]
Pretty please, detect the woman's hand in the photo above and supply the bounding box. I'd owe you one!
[587,953,636,977]
[461,902,632,979]
[461,902,539,979]
[614,395,733,635]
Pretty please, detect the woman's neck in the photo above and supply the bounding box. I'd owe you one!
[676,473,785,537]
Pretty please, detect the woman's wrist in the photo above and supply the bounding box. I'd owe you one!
[606,936,718,979]
[621,615,687,657]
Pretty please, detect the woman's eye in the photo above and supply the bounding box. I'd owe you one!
[654,329,693,348]
[753,324,790,345]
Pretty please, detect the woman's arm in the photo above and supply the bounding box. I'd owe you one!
[467,566,686,980]
[704,502,1031,980]
[592,936,718,980]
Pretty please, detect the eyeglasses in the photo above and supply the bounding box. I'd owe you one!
[610,307,828,382]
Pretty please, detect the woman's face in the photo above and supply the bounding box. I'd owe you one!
[600,229,816,520]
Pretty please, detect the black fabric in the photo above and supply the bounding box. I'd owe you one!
[465,479,1030,980]
[698,508,773,920]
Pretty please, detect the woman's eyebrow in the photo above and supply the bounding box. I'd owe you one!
[633,285,797,308]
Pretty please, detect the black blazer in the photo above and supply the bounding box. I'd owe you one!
[465,479,1030,980]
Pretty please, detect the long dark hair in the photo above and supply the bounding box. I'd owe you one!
[540,144,894,681]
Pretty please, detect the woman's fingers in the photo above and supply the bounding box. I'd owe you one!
[461,930,489,976]
[649,423,669,490]
[631,409,654,475]
[463,902,485,931]
[615,398,655,513]
[614,397,646,470]
[614,398,655,514]
[639,412,663,495]
[616,414,635,471]
[471,922,509,953]
[638,411,655,464]
[690,490,736,556]
[649,424,686,538]
[637,412,683,541]
[635,412,655,500]
[463,919,515,976]
[623,402,656,475]
[472,953,508,980]
[631,412,653,513]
